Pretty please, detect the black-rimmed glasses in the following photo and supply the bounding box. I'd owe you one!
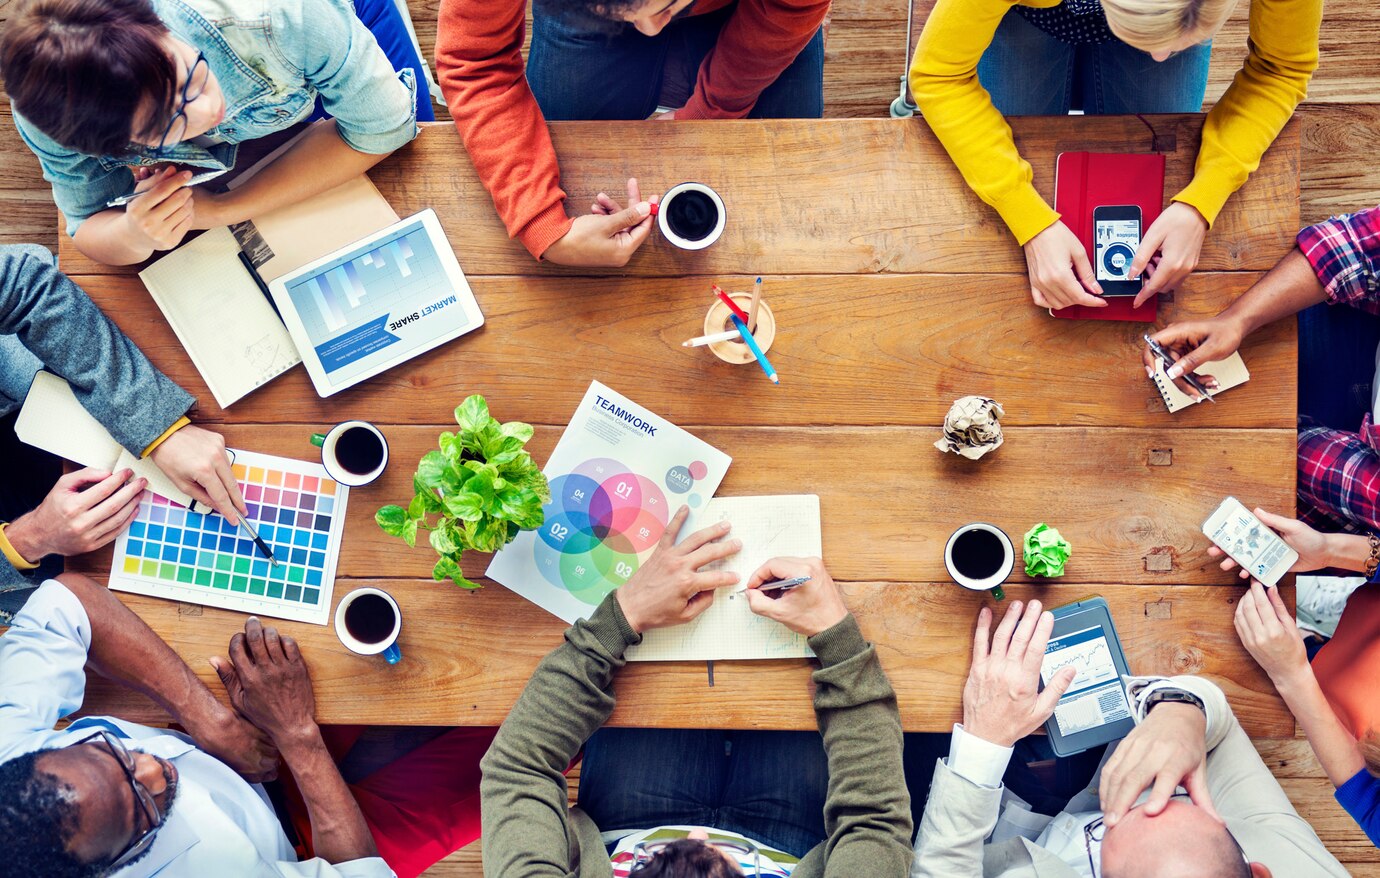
[74,730,166,871]
[154,51,210,154]
[632,838,760,876]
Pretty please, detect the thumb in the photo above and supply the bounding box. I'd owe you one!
[1183,761,1221,822]
[209,656,242,702]
[603,202,651,234]
[1165,348,1204,380]
[745,587,778,619]
[1264,578,1294,623]
[1034,666,1077,719]
[1252,507,1294,534]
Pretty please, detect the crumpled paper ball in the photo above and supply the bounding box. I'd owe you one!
[934,396,1005,460]
[1024,523,1071,578]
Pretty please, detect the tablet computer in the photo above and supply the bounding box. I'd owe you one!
[267,209,484,398]
[1040,596,1136,756]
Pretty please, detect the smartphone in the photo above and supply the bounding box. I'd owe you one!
[1040,596,1136,756]
[1201,497,1299,587]
[1092,205,1142,297]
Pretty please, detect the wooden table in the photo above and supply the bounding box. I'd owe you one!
[56,115,1300,736]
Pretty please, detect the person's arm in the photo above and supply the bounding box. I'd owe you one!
[744,559,913,874]
[1172,0,1322,232]
[678,0,830,120]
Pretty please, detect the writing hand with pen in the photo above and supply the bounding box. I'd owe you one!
[1141,315,1245,402]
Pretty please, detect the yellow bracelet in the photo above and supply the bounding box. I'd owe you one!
[0,522,40,571]
[141,416,191,458]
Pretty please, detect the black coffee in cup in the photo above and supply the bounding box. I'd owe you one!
[665,189,719,242]
[335,426,385,476]
[950,528,1006,581]
[344,593,396,644]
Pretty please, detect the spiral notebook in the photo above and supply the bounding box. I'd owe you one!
[1151,351,1250,412]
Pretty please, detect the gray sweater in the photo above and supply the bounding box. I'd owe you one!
[0,244,193,587]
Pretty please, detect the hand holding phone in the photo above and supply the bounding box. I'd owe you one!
[1201,497,1300,587]
[1093,205,1142,297]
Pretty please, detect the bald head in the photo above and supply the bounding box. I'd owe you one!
[1101,799,1252,878]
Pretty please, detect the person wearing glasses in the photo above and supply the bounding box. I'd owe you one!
[480,507,914,876]
[0,244,246,623]
[909,599,1347,877]
[909,0,1321,312]
[0,0,428,267]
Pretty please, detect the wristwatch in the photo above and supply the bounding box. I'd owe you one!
[1144,688,1205,714]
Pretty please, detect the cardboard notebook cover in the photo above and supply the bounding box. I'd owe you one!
[1050,152,1165,323]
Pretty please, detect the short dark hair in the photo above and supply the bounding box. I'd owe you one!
[630,839,744,878]
[0,750,104,878]
[0,0,177,156]
[532,0,644,35]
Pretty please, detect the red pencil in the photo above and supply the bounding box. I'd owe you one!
[713,285,751,322]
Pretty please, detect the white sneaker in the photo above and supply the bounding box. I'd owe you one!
[1295,575,1367,639]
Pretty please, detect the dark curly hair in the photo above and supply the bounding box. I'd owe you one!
[533,0,647,35]
[630,839,745,878]
[0,750,104,878]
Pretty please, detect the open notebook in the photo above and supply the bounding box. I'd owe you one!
[627,494,821,662]
[1152,351,1250,412]
[15,371,194,506]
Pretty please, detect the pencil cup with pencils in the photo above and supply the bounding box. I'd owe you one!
[683,280,781,385]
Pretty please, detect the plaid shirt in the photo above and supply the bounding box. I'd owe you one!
[1295,207,1380,545]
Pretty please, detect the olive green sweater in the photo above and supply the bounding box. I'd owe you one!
[479,593,914,877]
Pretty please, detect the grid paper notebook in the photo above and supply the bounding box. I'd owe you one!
[627,494,821,662]
[110,449,349,625]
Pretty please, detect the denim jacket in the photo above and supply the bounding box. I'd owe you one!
[14,0,418,236]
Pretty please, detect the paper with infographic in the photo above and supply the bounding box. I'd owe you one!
[487,381,731,623]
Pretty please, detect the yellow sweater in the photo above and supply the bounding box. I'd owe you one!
[909,0,1321,245]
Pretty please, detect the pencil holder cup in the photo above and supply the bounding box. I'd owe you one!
[704,294,776,365]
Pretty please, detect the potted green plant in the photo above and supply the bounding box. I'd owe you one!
[375,395,550,588]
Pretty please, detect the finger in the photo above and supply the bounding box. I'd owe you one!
[1103,761,1154,824]
[71,470,135,511]
[619,210,655,253]
[1033,665,1076,719]
[229,631,252,669]
[1253,507,1293,533]
[244,616,269,664]
[1207,546,1223,558]
[682,587,716,621]
[1241,581,1268,631]
[55,466,114,492]
[1142,767,1182,817]
[1007,600,1044,662]
[1069,243,1102,296]
[148,184,194,223]
[1265,581,1294,625]
[209,655,240,695]
[657,506,690,549]
[593,192,619,215]
[1131,224,1167,288]
[692,569,740,591]
[1021,609,1057,673]
[1183,762,1221,822]
[131,165,178,197]
[197,457,242,523]
[83,475,147,526]
[971,605,992,663]
[684,536,741,571]
[745,557,812,591]
[262,625,285,663]
[989,600,1024,657]
[603,202,651,235]
[216,452,248,515]
[281,634,301,662]
[745,587,779,619]
[1031,288,1050,309]
[86,491,144,543]
[625,177,641,207]
[678,519,732,556]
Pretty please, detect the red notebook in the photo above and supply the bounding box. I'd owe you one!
[1049,151,1165,323]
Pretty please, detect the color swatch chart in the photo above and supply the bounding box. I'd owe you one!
[110,449,350,625]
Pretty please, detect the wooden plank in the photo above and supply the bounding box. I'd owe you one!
[73,271,1297,429]
[1301,104,1380,225]
[54,115,1301,278]
[69,425,1295,586]
[1276,777,1380,864]
[63,580,1291,734]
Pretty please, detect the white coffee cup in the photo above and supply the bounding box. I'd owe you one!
[944,523,1015,601]
[658,182,726,250]
[334,587,402,664]
[310,420,388,487]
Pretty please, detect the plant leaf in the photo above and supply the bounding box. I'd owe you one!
[499,420,535,444]
[443,490,485,522]
[455,395,491,434]
[429,522,459,555]
[416,450,449,491]
[375,505,407,537]
[432,554,478,588]
[402,518,419,548]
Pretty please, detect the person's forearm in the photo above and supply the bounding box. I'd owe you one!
[1220,248,1327,336]
[1324,533,1375,574]
[56,574,227,730]
[1272,665,1366,787]
[71,210,159,266]
[278,726,377,863]
[204,122,390,227]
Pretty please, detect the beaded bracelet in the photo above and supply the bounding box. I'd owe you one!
[1367,533,1380,580]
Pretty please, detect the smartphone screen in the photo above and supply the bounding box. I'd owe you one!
[1094,214,1141,283]
[1201,497,1300,587]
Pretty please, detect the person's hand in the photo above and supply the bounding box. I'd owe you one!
[4,467,147,561]
[1142,316,1244,398]
[1130,202,1208,307]
[211,616,318,746]
[121,166,198,253]
[614,506,740,632]
[1022,221,1105,310]
[150,425,246,524]
[1234,579,1309,686]
[962,600,1076,748]
[743,556,847,637]
[1207,507,1329,578]
[544,177,659,268]
[1100,701,1218,827]
[181,701,280,782]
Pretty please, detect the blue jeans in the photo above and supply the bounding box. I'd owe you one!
[1299,303,1380,431]
[577,727,829,857]
[527,6,825,120]
[977,9,1211,115]
[314,0,435,123]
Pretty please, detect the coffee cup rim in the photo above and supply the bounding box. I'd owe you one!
[334,586,402,656]
[320,420,389,487]
[944,523,1015,590]
[658,181,726,251]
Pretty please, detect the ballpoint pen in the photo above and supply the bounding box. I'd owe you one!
[1143,334,1216,404]
[736,575,811,595]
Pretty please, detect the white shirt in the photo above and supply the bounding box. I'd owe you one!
[0,581,393,878]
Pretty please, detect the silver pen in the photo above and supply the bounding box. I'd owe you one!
[106,168,228,208]
[1143,334,1216,404]
[735,575,811,596]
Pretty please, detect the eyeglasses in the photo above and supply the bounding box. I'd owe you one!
[75,730,166,870]
[632,838,760,876]
[1083,801,1250,878]
[154,51,210,154]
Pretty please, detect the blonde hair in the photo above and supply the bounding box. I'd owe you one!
[1363,730,1380,778]
[1102,0,1240,53]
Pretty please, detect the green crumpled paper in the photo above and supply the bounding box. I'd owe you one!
[1023,523,1071,578]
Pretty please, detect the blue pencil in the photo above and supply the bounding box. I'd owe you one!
[729,314,779,385]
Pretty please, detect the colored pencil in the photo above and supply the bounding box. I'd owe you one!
[713,285,751,322]
[682,329,742,347]
[729,314,779,385]
[748,277,762,332]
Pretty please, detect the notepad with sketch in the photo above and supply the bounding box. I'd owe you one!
[139,226,302,409]
[626,494,821,662]
[14,371,195,507]
[1151,351,1250,412]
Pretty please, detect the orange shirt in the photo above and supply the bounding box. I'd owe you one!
[435,0,830,259]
